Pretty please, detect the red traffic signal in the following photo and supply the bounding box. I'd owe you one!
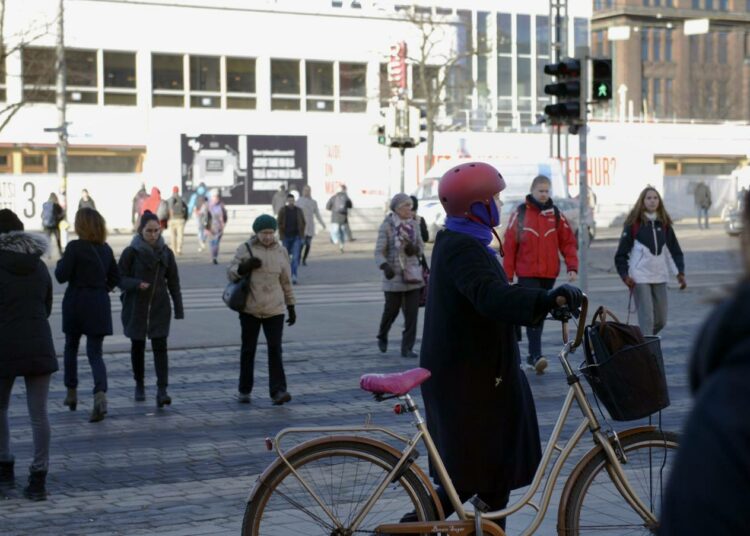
[543,58,581,78]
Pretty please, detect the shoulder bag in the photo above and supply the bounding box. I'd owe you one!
[222,243,253,312]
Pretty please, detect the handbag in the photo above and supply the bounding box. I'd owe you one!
[400,255,424,284]
[222,243,253,312]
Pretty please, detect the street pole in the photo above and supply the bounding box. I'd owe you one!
[399,146,406,194]
[55,0,69,243]
[576,45,589,292]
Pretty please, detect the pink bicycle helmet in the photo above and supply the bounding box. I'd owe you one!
[438,162,506,217]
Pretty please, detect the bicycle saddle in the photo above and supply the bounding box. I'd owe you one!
[360,368,432,396]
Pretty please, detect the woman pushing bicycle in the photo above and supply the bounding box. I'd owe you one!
[416,162,583,526]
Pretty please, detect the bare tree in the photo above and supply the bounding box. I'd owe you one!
[399,6,474,168]
[0,0,55,132]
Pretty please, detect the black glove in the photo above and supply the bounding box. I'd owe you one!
[238,257,262,275]
[286,305,296,326]
[403,242,418,257]
[546,284,583,315]
[380,262,395,280]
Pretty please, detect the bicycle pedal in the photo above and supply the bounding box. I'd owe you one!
[469,495,490,513]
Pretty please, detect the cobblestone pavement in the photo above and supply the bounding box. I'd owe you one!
[1,225,741,535]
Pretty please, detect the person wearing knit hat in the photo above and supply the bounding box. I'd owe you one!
[227,213,295,406]
[374,193,425,358]
[166,186,188,256]
[0,208,24,233]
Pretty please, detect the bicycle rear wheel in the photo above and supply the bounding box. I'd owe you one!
[559,429,679,535]
[242,439,439,535]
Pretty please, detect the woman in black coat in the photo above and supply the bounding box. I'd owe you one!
[55,208,119,423]
[0,210,57,501]
[118,211,183,408]
[660,191,750,534]
[418,163,582,525]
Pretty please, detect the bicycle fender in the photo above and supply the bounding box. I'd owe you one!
[245,434,445,521]
[555,425,658,533]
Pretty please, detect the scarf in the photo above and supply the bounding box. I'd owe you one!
[131,234,168,269]
[445,201,502,257]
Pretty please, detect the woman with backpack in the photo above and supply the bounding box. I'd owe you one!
[40,193,65,257]
[55,208,120,423]
[614,186,686,336]
[374,193,424,358]
[119,211,184,408]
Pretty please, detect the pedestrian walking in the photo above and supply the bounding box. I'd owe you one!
[132,183,148,231]
[614,186,686,336]
[77,189,96,211]
[0,210,57,501]
[227,215,295,406]
[503,175,578,374]
[141,187,163,224]
[375,193,425,358]
[326,184,353,252]
[660,189,750,534]
[410,195,429,243]
[295,185,326,266]
[694,180,712,230]
[271,184,289,216]
[187,183,208,251]
[207,189,228,264]
[166,186,188,255]
[408,162,582,527]
[118,211,184,408]
[277,194,306,284]
[55,208,120,423]
[40,193,65,257]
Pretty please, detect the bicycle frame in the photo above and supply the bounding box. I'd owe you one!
[266,300,662,534]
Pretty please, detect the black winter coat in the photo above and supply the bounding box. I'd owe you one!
[55,239,120,336]
[660,281,750,535]
[420,230,549,493]
[118,235,183,340]
[0,232,58,378]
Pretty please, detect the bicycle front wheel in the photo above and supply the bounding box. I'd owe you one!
[242,439,439,535]
[559,429,679,535]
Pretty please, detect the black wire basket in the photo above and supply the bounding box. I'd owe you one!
[581,335,670,421]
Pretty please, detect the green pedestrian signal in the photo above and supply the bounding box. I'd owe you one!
[591,59,612,102]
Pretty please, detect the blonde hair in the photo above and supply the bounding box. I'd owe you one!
[74,208,107,244]
[624,186,673,227]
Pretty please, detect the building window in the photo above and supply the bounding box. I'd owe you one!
[22,47,57,103]
[653,0,661,6]
[653,29,661,62]
[497,13,512,54]
[653,78,661,115]
[643,0,650,5]
[574,18,589,50]
[704,34,713,63]
[517,14,531,55]
[718,32,728,64]
[705,0,713,8]
[517,57,531,98]
[536,15,550,54]
[306,61,333,112]
[665,79,672,116]
[339,62,366,113]
[379,62,390,107]
[478,12,491,55]
[537,15,551,110]
[689,35,699,62]
[226,57,256,109]
[152,53,184,107]
[271,59,300,110]
[412,65,440,101]
[692,0,700,8]
[103,51,136,105]
[665,30,672,62]
[189,55,220,108]
[497,56,512,97]
[0,56,5,101]
[719,0,728,9]
[641,29,649,62]
[65,49,97,104]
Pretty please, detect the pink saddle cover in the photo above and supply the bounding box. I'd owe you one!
[360,368,432,396]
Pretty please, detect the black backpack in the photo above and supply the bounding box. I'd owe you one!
[171,198,187,219]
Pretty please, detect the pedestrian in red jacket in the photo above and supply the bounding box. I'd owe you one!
[503,175,578,374]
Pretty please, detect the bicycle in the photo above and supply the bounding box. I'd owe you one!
[242,296,679,535]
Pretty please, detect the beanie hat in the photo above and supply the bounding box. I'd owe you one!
[172,186,179,194]
[253,214,277,233]
[0,209,24,233]
[138,210,159,234]
[410,195,418,211]
[390,193,412,212]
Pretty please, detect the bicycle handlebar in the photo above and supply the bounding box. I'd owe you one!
[555,294,588,350]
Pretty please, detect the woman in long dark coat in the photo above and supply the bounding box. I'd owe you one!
[119,211,183,408]
[418,162,582,525]
[55,208,119,423]
[0,210,57,501]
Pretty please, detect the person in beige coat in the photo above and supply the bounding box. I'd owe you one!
[227,215,295,405]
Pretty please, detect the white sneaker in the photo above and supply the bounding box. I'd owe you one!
[534,357,548,375]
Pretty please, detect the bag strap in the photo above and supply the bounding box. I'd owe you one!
[590,305,621,327]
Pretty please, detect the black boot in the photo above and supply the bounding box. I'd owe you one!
[134,381,145,402]
[89,392,107,423]
[23,471,47,501]
[0,461,14,489]
[63,387,77,411]
[156,387,171,408]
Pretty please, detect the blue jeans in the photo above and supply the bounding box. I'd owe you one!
[209,231,223,261]
[282,235,302,278]
[330,223,346,246]
[517,277,556,360]
[0,374,51,473]
[697,207,709,229]
[64,333,107,394]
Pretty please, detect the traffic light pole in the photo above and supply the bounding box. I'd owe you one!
[576,46,589,293]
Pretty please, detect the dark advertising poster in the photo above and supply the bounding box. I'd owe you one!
[181,134,307,205]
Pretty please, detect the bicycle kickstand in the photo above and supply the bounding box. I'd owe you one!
[470,495,490,536]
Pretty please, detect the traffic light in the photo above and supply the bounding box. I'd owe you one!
[377,125,386,145]
[591,58,612,101]
[543,58,581,123]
